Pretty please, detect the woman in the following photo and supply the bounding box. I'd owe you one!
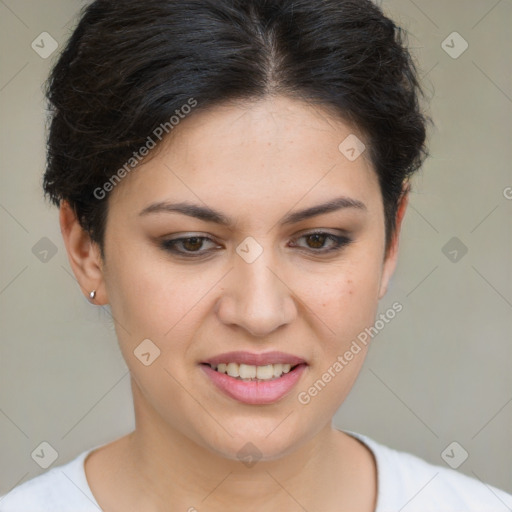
[1,0,511,510]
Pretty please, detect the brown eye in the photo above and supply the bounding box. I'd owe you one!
[291,231,352,254]
[305,233,328,249]
[161,236,219,257]
[160,231,352,259]
[181,237,204,252]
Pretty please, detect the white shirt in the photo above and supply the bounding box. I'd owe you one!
[1,430,511,511]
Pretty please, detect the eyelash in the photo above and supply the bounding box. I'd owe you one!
[160,231,352,258]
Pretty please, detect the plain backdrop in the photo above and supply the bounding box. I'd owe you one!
[1,0,511,497]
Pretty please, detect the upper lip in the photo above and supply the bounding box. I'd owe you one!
[202,351,307,367]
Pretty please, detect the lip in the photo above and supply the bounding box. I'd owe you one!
[202,351,306,367]
[200,362,307,405]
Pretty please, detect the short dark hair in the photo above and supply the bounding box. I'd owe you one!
[43,0,432,259]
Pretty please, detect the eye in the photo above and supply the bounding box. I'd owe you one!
[289,231,352,254]
[160,235,220,257]
[159,231,352,258]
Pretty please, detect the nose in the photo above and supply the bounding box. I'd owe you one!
[214,247,297,338]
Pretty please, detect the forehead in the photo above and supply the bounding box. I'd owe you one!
[108,95,381,221]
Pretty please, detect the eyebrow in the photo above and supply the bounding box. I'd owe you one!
[138,196,367,227]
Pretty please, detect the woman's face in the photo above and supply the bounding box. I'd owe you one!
[98,95,401,461]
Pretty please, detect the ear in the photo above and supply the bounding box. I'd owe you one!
[59,200,108,304]
[378,184,410,300]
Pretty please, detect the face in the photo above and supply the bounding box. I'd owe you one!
[84,95,402,461]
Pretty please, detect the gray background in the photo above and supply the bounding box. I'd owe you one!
[1,0,511,499]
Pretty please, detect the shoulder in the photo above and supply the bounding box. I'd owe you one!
[0,449,99,512]
[344,430,512,512]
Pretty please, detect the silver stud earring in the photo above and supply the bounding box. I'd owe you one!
[89,290,96,301]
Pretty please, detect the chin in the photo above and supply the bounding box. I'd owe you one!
[194,415,312,464]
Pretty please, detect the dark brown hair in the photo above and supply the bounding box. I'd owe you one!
[43,0,432,259]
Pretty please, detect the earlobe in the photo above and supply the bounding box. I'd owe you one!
[378,185,410,300]
[59,200,107,304]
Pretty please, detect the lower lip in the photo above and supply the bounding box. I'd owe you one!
[200,363,307,405]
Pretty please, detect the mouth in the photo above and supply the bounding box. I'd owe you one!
[199,351,308,405]
[201,362,302,381]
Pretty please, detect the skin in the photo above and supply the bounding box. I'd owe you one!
[60,94,409,512]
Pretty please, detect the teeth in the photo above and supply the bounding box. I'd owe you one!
[211,362,298,380]
[226,362,239,378]
[239,364,257,379]
[256,364,274,380]
[273,363,283,377]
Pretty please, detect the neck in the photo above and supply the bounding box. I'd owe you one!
[101,378,376,511]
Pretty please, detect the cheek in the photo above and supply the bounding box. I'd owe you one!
[102,251,175,357]
[299,257,382,344]
[106,241,204,323]
[294,264,382,412]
